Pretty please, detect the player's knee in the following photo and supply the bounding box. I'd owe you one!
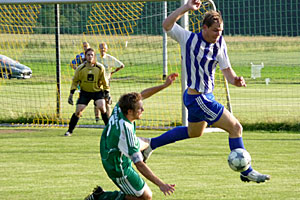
[231,122,243,137]
[188,127,204,138]
[188,130,202,138]
[98,106,106,113]
[96,103,106,113]
[141,192,152,200]
[140,187,152,200]
[75,111,81,117]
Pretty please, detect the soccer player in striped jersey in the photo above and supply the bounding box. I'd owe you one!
[84,73,178,200]
[65,48,110,136]
[70,42,90,70]
[143,0,270,183]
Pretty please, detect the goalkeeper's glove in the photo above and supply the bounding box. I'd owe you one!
[104,90,110,99]
[68,93,74,105]
[106,96,112,105]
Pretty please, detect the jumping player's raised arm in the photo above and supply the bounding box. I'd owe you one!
[163,0,202,31]
[140,73,178,100]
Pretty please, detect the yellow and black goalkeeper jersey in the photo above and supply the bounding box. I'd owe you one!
[71,61,109,92]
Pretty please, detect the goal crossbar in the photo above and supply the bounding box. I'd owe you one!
[0,0,174,5]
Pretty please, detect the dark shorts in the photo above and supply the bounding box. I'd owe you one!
[77,90,105,105]
[93,96,112,106]
[183,89,224,125]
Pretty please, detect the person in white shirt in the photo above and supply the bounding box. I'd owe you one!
[94,42,125,123]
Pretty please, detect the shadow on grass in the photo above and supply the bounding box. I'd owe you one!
[242,122,300,132]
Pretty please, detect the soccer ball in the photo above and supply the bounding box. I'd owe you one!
[228,148,251,172]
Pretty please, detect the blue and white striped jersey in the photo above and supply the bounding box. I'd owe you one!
[71,52,85,67]
[166,23,231,94]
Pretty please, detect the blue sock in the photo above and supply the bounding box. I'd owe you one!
[229,137,253,175]
[150,126,189,150]
[229,137,245,150]
[241,166,253,176]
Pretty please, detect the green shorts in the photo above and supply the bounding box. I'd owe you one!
[104,164,147,197]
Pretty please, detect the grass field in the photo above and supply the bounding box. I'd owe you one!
[1,128,300,200]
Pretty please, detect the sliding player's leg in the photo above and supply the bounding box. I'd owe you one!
[85,165,152,200]
[84,185,125,200]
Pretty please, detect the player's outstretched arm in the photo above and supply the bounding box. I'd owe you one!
[135,161,175,196]
[140,73,178,100]
[163,0,202,31]
[111,64,124,75]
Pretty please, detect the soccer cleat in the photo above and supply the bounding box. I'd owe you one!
[142,144,153,163]
[240,170,271,183]
[95,117,100,122]
[64,131,72,136]
[84,186,104,200]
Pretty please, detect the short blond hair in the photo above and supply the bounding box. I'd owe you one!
[99,42,108,49]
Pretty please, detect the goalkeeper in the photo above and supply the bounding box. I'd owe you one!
[142,0,270,184]
[65,48,109,136]
[84,73,178,200]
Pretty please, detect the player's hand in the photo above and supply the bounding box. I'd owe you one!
[164,73,179,87]
[234,76,247,87]
[187,0,202,11]
[104,90,110,99]
[68,94,74,105]
[159,183,175,196]
[106,96,112,105]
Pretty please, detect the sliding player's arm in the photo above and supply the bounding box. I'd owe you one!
[129,150,175,196]
[140,73,178,100]
[134,160,175,196]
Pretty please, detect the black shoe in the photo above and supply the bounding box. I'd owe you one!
[84,186,104,200]
[64,131,72,136]
[95,117,100,122]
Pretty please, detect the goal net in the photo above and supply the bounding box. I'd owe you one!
[0,0,230,129]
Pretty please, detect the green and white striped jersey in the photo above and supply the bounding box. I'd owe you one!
[100,103,142,178]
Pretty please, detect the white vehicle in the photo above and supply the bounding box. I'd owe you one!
[0,55,32,79]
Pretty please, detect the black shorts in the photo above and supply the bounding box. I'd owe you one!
[93,95,112,106]
[77,90,105,105]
